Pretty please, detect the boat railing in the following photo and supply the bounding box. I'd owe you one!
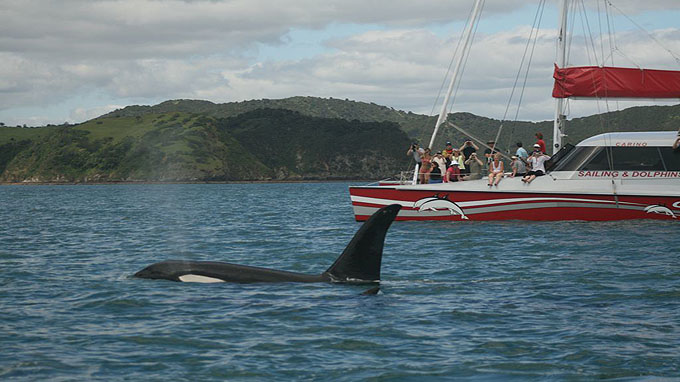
[366,170,415,186]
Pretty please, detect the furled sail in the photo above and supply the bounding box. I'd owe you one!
[552,65,680,99]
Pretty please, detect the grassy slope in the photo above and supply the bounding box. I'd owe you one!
[2,97,678,182]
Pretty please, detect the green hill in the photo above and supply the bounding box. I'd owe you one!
[1,97,678,183]
[0,108,411,183]
[102,97,680,153]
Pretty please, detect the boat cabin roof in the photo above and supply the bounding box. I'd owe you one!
[577,131,678,147]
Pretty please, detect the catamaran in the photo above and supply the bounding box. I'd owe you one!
[349,0,680,221]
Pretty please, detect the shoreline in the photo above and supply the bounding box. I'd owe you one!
[0,179,371,186]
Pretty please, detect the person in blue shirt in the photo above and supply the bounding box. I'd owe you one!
[515,142,528,161]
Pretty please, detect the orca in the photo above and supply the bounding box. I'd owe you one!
[134,204,401,284]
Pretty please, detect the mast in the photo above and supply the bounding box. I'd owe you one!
[553,0,569,154]
[427,0,484,151]
[414,0,484,184]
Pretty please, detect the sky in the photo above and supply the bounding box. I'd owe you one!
[1,0,680,127]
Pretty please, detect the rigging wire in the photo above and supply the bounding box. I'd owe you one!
[420,2,479,149]
[498,0,547,153]
[443,0,485,149]
[606,0,680,65]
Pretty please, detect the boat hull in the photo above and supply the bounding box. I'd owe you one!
[350,180,680,221]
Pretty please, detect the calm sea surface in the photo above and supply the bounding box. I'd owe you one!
[1,183,679,381]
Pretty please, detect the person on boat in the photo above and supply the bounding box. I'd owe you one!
[531,143,541,154]
[407,143,424,164]
[443,142,454,161]
[484,140,498,162]
[429,161,443,183]
[535,132,547,154]
[460,139,478,173]
[450,149,466,172]
[522,150,551,184]
[510,155,526,178]
[673,134,680,152]
[488,153,504,187]
[418,148,432,184]
[515,142,529,161]
[463,152,484,180]
[444,162,462,182]
[432,151,447,175]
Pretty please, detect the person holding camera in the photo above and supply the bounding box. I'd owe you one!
[463,152,484,180]
[407,143,425,164]
[522,150,551,184]
[460,139,478,174]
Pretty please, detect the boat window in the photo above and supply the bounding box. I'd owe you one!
[581,147,671,171]
[660,147,680,170]
[551,146,601,171]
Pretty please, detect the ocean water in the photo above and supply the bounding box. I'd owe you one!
[1,183,679,381]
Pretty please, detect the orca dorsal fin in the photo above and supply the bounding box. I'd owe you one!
[324,204,401,282]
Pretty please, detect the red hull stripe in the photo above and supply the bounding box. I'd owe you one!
[349,187,680,221]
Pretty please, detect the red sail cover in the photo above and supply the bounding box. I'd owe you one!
[552,65,680,99]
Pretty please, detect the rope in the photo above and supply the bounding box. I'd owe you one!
[606,0,680,65]
[499,0,547,153]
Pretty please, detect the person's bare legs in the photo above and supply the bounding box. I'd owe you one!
[493,173,502,186]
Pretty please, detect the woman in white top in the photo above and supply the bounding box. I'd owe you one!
[487,153,504,187]
[522,151,551,184]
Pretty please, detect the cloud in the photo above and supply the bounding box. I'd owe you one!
[69,104,124,122]
[1,0,680,125]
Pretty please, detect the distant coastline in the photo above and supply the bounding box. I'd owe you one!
[0,179,370,186]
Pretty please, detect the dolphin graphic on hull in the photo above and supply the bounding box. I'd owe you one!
[644,204,677,219]
[414,194,468,219]
[134,204,401,284]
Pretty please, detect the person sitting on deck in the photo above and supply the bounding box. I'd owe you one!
[463,152,484,180]
[510,155,526,178]
[429,161,443,183]
[444,162,462,182]
[522,150,551,184]
[488,153,504,187]
[433,151,447,176]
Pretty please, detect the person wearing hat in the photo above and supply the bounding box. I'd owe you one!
[532,143,542,155]
[443,141,454,161]
[444,162,462,182]
[535,132,546,154]
[522,150,551,184]
[510,155,526,178]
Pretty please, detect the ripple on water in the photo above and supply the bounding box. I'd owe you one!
[1,183,679,380]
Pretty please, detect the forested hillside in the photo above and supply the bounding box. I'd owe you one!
[0,108,410,183]
[1,97,678,183]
